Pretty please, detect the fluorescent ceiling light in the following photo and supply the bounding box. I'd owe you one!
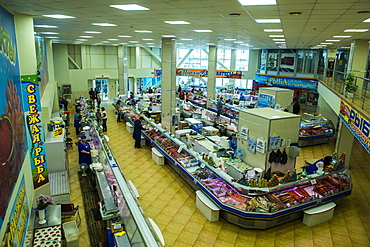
[181,38,193,40]
[142,39,154,40]
[363,18,370,22]
[43,14,75,19]
[326,40,340,42]
[162,35,176,37]
[129,41,139,43]
[275,42,286,43]
[341,47,351,48]
[101,41,110,43]
[333,35,351,38]
[233,41,244,43]
[224,39,236,41]
[269,35,284,37]
[118,35,132,38]
[108,39,118,41]
[264,29,283,32]
[255,19,281,23]
[272,39,285,41]
[206,43,215,45]
[146,43,155,44]
[34,25,58,28]
[321,42,332,44]
[164,21,190,25]
[76,39,87,41]
[177,43,183,45]
[344,29,368,32]
[241,44,252,46]
[194,30,212,32]
[110,4,149,11]
[238,0,276,5]
[134,30,152,33]
[39,32,59,34]
[45,36,59,39]
[92,23,117,26]
[119,43,128,45]
[84,31,101,34]
[80,36,93,38]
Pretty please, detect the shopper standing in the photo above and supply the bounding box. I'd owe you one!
[133,116,146,148]
[95,108,102,125]
[78,136,92,166]
[292,99,301,114]
[228,133,237,153]
[74,109,81,135]
[101,107,108,132]
[89,88,95,101]
[217,97,223,117]
[116,100,122,122]
[179,90,185,100]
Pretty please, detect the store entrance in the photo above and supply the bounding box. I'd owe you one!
[93,78,109,101]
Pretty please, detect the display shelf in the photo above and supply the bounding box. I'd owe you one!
[122,106,351,229]
[299,113,335,146]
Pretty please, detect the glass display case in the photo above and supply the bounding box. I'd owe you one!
[299,113,335,146]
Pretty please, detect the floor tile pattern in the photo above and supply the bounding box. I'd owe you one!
[66,102,370,247]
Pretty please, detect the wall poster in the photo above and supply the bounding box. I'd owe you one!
[34,33,49,97]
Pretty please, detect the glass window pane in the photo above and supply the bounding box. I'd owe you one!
[280,49,296,72]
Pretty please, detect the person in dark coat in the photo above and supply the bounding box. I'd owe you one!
[74,109,82,135]
[78,136,92,165]
[133,116,146,148]
[217,97,223,117]
[292,99,301,114]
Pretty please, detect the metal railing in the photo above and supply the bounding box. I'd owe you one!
[317,67,370,113]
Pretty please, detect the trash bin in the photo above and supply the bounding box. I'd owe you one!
[152,147,164,165]
[126,122,134,134]
[140,135,146,147]
[63,221,79,247]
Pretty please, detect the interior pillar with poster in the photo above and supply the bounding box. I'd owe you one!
[161,38,177,133]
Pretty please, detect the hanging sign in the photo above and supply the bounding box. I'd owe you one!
[269,136,281,150]
[154,68,243,79]
[255,73,318,89]
[240,126,249,140]
[247,139,256,153]
[256,138,266,154]
[339,100,370,153]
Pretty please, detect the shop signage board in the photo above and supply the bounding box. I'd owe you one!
[154,68,242,79]
[339,100,370,153]
[22,75,49,188]
[255,73,318,89]
[258,93,276,108]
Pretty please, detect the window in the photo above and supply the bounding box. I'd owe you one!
[236,50,249,71]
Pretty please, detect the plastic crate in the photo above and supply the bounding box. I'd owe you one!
[63,221,79,246]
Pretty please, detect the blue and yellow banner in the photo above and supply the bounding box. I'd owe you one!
[154,68,243,79]
[255,73,318,89]
[339,100,370,153]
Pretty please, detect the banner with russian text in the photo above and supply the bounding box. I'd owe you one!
[255,73,318,89]
[339,100,370,153]
[21,75,49,188]
[154,68,243,79]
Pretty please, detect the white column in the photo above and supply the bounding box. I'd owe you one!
[228,49,236,88]
[118,46,128,95]
[335,121,354,168]
[161,38,177,133]
[207,45,217,105]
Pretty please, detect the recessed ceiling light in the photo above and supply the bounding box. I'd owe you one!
[129,41,139,43]
[357,11,370,14]
[206,43,215,45]
[255,19,281,23]
[118,35,132,38]
[34,25,58,28]
[108,39,118,41]
[92,23,117,26]
[101,41,110,43]
[316,45,326,47]
[269,35,284,37]
[39,32,59,34]
[289,12,302,16]
[43,14,75,19]
[119,43,127,45]
[224,38,236,41]
[321,42,332,44]
[164,21,190,24]
[341,47,351,48]
[84,31,101,34]
[333,35,351,38]
[326,40,340,42]
[162,35,176,37]
[134,30,152,33]
[272,39,285,41]
[73,42,83,44]
[229,13,241,17]
[344,29,368,32]
[80,36,93,38]
[264,29,283,32]
[363,18,370,22]
[275,42,286,44]
[110,4,149,11]
[241,44,252,46]
[233,41,244,43]
[45,36,59,39]
[146,43,155,44]
[238,0,276,5]
[181,39,193,41]
[76,39,87,41]
[142,39,154,41]
[194,30,212,32]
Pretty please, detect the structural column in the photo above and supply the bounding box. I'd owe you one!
[207,45,217,105]
[161,38,177,133]
[335,121,354,167]
[118,45,128,95]
[228,49,236,89]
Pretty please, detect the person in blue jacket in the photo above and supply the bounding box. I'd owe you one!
[78,136,92,166]
[133,116,146,148]
[228,133,237,152]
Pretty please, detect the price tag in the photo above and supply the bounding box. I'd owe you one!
[310,179,317,185]
[178,145,184,154]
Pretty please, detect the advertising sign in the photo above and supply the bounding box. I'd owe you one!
[258,93,276,108]
[154,68,242,79]
[255,73,318,89]
[339,100,370,153]
[22,75,49,188]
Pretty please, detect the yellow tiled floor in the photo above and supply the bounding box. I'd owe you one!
[66,102,370,247]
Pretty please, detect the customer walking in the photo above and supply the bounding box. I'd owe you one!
[101,107,108,132]
[116,100,122,122]
[133,116,146,148]
[74,109,81,135]
[217,97,223,117]
[95,108,102,125]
